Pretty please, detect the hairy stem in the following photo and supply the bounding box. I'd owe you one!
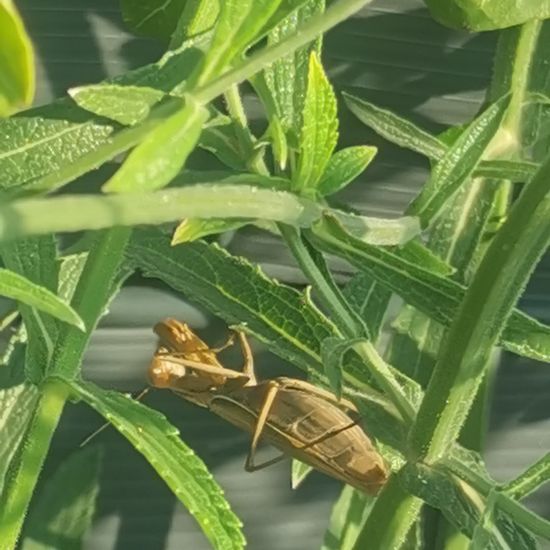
[410,153,550,461]
[0,380,68,550]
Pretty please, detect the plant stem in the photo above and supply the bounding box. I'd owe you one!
[0,186,320,242]
[444,455,550,540]
[51,227,132,379]
[223,85,270,176]
[279,224,416,423]
[279,223,362,338]
[194,0,373,104]
[410,153,550,462]
[490,20,542,140]
[502,452,550,501]
[352,472,423,550]
[0,380,68,550]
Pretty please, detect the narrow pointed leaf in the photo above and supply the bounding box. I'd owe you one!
[0,268,84,330]
[318,146,377,196]
[322,486,373,550]
[198,0,285,83]
[103,99,209,193]
[294,52,338,194]
[172,218,247,244]
[68,379,245,550]
[309,215,550,363]
[408,95,510,227]
[343,93,536,183]
[69,84,165,125]
[260,0,324,135]
[291,459,313,489]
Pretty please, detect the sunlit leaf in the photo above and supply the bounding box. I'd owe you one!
[0,0,34,115]
[293,52,338,195]
[103,99,209,193]
[424,0,550,31]
[318,146,377,196]
[68,379,245,550]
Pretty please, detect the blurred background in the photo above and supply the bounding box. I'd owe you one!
[13,0,550,548]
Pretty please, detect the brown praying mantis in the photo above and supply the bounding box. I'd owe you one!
[149,319,388,495]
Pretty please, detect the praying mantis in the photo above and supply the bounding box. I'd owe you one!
[149,319,388,495]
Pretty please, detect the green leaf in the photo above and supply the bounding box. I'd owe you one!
[343,92,448,160]
[387,164,508,387]
[408,95,511,227]
[21,446,102,550]
[0,0,34,115]
[322,485,373,550]
[321,336,364,398]
[171,218,247,244]
[333,210,420,246]
[0,378,38,495]
[0,104,114,193]
[199,118,248,170]
[318,146,377,196]
[0,269,84,331]
[68,379,245,550]
[260,0,324,135]
[342,92,537,183]
[0,34,208,195]
[170,0,219,47]
[293,51,338,194]
[127,228,341,374]
[69,84,165,125]
[197,0,286,84]
[309,214,550,364]
[397,241,455,277]
[399,463,537,548]
[120,0,188,40]
[503,452,550,501]
[342,273,391,341]
[470,491,537,550]
[424,0,550,31]
[0,237,62,381]
[103,98,209,193]
[291,459,313,489]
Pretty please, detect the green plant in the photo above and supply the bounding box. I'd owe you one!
[0,1,549,549]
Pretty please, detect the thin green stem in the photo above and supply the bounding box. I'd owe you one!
[352,472,423,550]
[0,380,68,550]
[410,154,550,462]
[0,186,320,242]
[194,0,374,104]
[279,223,362,339]
[279,224,415,423]
[223,85,270,175]
[51,227,132,379]
[354,341,416,424]
[502,452,550,501]
[444,455,550,540]
[500,21,542,139]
